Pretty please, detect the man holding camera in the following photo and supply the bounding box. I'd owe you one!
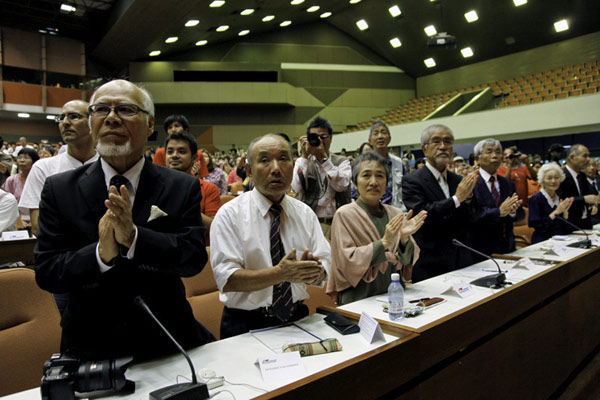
[292,116,351,239]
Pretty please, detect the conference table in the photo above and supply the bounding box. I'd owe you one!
[3,234,599,399]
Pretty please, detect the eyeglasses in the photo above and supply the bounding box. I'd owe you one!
[55,113,86,123]
[88,103,149,118]
[427,138,453,147]
[315,134,330,141]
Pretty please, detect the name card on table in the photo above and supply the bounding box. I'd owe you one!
[257,351,306,383]
[358,312,385,344]
[442,283,474,299]
[512,257,536,270]
[1,231,29,241]
[544,246,569,257]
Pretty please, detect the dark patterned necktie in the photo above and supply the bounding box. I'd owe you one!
[269,204,293,322]
[490,175,500,206]
[110,175,130,190]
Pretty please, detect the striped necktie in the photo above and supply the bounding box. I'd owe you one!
[490,175,500,206]
[269,204,293,322]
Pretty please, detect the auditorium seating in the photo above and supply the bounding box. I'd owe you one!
[0,268,61,396]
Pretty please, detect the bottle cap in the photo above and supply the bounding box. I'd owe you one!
[391,273,400,281]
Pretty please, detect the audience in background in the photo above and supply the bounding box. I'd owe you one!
[498,146,531,206]
[1,148,39,208]
[0,137,13,187]
[357,142,374,156]
[202,152,227,195]
[0,188,18,232]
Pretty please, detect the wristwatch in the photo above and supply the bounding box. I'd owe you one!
[320,157,328,164]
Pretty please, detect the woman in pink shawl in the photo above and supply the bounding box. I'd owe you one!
[327,152,427,305]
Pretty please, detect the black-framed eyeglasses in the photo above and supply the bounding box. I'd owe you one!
[88,103,149,118]
[55,113,86,123]
[427,138,453,147]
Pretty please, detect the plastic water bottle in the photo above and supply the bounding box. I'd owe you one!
[388,273,404,321]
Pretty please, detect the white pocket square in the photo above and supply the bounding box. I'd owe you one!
[148,205,168,222]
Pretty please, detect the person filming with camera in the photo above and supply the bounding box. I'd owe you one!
[292,116,351,239]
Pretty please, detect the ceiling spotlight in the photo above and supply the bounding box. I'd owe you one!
[513,0,527,6]
[238,30,250,36]
[209,1,225,7]
[18,113,30,118]
[390,38,402,48]
[464,10,478,23]
[262,15,275,22]
[241,9,254,15]
[356,19,368,31]
[461,47,474,58]
[149,50,161,56]
[424,25,437,36]
[307,6,320,12]
[291,0,305,4]
[196,40,208,46]
[216,25,229,32]
[320,12,332,18]
[185,19,199,27]
[554,19,569,32]
[280,20,292,27]
[165,37,178,43]
[46,115,56,120]
[389,5,401,17]
[350,0,362,4]
[60,4,76,12]
[424,58,436,68]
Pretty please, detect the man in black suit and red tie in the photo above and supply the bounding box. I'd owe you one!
[466,139,524,261]
[402,124,479,282]
[558,144,598,230]
[34,80,214,361]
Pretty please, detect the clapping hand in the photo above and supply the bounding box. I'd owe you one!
[399,210,428,245]
[499,193,522,217]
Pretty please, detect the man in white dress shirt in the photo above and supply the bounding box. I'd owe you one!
[211,134,330,338]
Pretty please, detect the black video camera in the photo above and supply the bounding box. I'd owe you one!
[307,133,322,147]
[41,353,134,400]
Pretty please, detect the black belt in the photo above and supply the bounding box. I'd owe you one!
[318,217,333,224]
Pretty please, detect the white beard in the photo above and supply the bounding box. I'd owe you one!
[96,141,132,157]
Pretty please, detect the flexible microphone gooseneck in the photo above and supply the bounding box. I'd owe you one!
[452,239,506,288]
[135,296,209,400]
[555,216,592,249]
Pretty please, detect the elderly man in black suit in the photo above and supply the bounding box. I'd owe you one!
[466,139,524,261]
[558,144,598,230]
[402,124,478,282]
[35,80,213,361]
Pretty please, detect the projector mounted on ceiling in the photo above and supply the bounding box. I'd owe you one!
[427,32,457,49]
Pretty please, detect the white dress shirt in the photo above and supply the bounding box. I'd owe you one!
[210,189,331,310]
[0,190,18,232]
[425,161,460,208]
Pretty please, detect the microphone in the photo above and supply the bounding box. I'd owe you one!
[452,239,506,288]
[555,216,592,249]
[134,296,209,400]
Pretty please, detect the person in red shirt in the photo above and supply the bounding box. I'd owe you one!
[164,132,220,230]
[153,114,209,178]
[497,147,531,206]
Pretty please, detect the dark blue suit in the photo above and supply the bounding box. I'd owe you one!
[557,168,593,230]
[528,192,571,243]
[35,159,214,360]
[467,174,524,260]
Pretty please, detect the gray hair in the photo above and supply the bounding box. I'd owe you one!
[568,144,586,157]
[473,139,502,157]
[351,151,389,185]
[89,79,155,117]
[537,162,565,187]
[420,124,453,146]
[246,134,293,166]
[368,120,390,140]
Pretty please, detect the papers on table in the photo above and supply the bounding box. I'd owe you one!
[251,324,321,354]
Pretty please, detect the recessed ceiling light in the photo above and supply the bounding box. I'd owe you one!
[216,25,229,32]
[461,47,474,58]
[39,29,47,34]
[196,40,208,46]
[209,0,225,7]
[60,4,76,12]
[238,30,250,36]
[307,6,320,12]
[513,0,527,6]
[320,12,332,18]
[185,20,199,27]
[18,113,31,118]
[356,19,368,31]
[390,38,402,48]
[280,20,292,27]
[424,58,436,68]
[291,0,305,4]
[389,5,401,17]
[424,25,437,36]
[149,50,161,56]
[350,0,362,4]
[47,115,56,120]
[554,19,569,32]
[165,37,178,43]
[241,9,254,15]
[262,15,275,22]
[464,10,478,23]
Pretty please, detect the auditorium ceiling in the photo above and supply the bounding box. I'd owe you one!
[1,0,599,77]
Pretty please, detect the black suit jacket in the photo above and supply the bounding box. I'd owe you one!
[35,159,213,360]
[467,175,525,260]
[557,168,593,230]
[402,167,471,282]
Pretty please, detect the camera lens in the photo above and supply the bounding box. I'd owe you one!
[307,133,321,147]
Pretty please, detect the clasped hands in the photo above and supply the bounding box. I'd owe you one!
[98,184,136,264]
[277,248,325,285]
[381,209,428,249]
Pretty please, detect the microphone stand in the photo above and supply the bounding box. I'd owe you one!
[452,239,506,288]
[555,216,592,249]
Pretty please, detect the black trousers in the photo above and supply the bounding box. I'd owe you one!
[220,303,309,339]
